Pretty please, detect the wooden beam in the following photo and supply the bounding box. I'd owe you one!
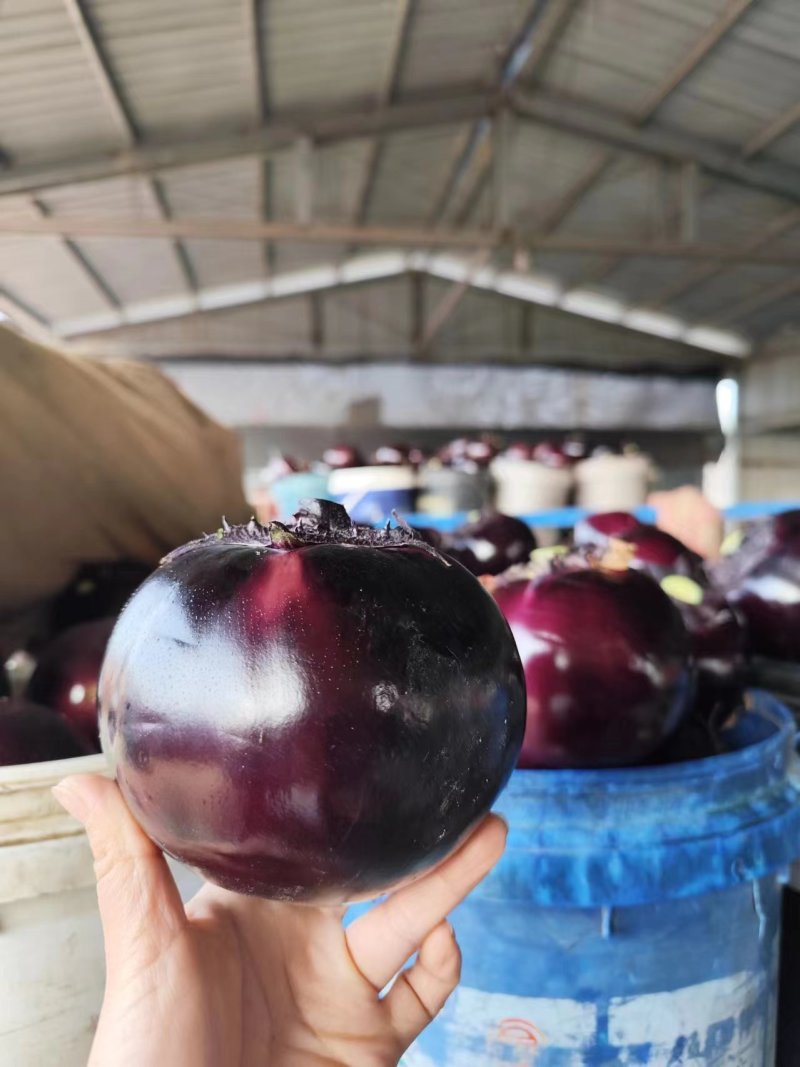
[3,215,800,267]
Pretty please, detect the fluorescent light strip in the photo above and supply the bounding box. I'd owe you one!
[51,251,752,357]
[559,289,625,323]
[622,308,685,340]
[55,254,408,338]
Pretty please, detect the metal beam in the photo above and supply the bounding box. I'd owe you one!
[353,0,418,226]
[634,0,757,120]
[410,270,424,349]
[309,290,324,353]
[640,91,800,308]
[418,247,493,353]
[62,0,138,142]
[246,0,270,121]
[741,100,800,159]
[0,92,493,200]
[679,162,699,244]
[1,82,795,206]
[448,0,583,229]
[649,206,800,308]
[4,215,800,266]
[516,0,580,84]
[61,0,199,297]
[0,286,58,345]
[293,136,314,224]
[30,197,122,309]
[428,0,562,228]
[246,0,274,273]
[512,89,800,203]
[712,276,800,327]
[537,151,611,234]
[530,0,759,240]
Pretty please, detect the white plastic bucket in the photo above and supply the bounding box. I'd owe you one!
[328,465,417,524]
[490,458,573,515]
[417,467,492,516]
[574,453,655,512]
[0,752,202,1066]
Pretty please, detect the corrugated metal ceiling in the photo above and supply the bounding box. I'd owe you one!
[0,0,796,367]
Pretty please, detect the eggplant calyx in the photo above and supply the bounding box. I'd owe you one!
[162,499,446,564]
[596,538,636,573]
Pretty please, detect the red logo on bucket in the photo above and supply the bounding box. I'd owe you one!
[497,1017,544,1045]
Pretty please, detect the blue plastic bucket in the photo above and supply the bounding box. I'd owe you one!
[270,472,331,521]
[328,466,417,525]
[404,693,800,1066]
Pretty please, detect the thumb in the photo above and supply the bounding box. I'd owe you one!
[53,774,186,980]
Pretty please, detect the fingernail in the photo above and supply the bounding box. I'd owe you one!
[52,780,86,824]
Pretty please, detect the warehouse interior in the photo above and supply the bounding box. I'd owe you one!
[0,0,797,501]
[1,4,800,1064]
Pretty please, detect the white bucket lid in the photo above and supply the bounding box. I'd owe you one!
[328,465,418,492]
[491,457,574,486]
[574,452,653,484]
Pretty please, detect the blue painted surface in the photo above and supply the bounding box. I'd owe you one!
[271,472,331,520]
[403,695,800,1065]
[331,486,417,526]
[388,499,800,532]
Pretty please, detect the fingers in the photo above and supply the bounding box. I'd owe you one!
[346,814,506,991]
[385,921,462,1051]
[53,774,186,978]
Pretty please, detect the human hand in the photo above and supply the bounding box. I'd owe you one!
[648,486,724,560]
[54,775,507,1067]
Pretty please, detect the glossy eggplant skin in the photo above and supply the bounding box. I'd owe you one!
[99,538,525,903]
[728,554,800,662]
[444,513,537,577]
[494,567,692,769]
[0,700,91,766]
[573,511,638,547]
[713,511,800,662]
[27,618,112,751]
[677,591,746,717]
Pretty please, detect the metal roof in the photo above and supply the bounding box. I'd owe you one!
[0,0,797,370]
